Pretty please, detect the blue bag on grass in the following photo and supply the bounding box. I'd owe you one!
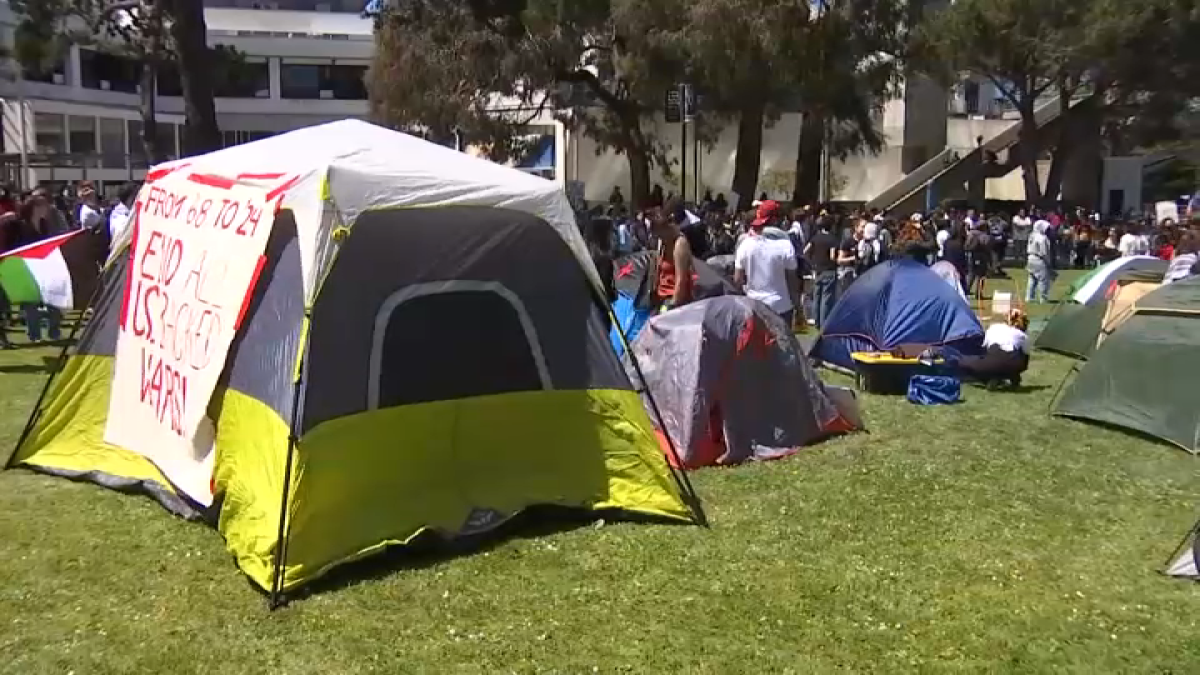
[907,375,961,405]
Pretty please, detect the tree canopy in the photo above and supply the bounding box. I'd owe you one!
[916,0,1200,203]
[10,0,224,161]
[370,0,687,206]
[370,0,911,207]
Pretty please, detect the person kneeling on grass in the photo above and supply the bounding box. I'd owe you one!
[956,308,1030,389]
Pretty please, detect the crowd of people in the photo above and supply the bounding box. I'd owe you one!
[582,188,1200,389]
[0,180,138,349]
[589,187,1200,331]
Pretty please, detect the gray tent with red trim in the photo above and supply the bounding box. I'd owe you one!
[626,296,860,469]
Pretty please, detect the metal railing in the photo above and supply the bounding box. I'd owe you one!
[868,95,1074,213]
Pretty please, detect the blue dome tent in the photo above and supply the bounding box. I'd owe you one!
[810,259,985,370]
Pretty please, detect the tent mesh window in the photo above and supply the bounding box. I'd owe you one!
[375,290,544,407]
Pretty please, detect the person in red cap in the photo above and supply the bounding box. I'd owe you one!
[734,200,801,327]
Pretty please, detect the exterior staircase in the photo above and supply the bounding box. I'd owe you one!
[866,95,1078,215]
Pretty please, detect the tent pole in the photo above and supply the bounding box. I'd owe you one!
[269,344,308,610]
[1162,516,1200,571]
[1046,360,1080,414]
[7,280,101,468]
[624,338,709,527]
[607,292,708,528]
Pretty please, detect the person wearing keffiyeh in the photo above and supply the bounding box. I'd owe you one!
[856,221,885,275]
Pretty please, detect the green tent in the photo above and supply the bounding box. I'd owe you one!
[1034,258,1168,359]
[1053,276,1200,453]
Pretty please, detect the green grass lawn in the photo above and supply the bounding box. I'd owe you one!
[2,270,1200,673]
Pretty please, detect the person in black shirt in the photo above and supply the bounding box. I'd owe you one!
[804,217,840,329]
[587,217,617,331]
[942,223,969,295]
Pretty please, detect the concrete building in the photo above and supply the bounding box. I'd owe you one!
[0,0,1092,210]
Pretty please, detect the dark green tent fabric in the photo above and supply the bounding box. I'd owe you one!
[1035,268,1168,359]
[1033,302,1107,359]
[1053,277,1200,453]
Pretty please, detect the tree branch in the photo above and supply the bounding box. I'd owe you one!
[557,67,632,117]
[514,88,551,127]
[98,0,143,21]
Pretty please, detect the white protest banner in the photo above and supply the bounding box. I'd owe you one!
[104,171,281,506]
[1156,201,1180,225]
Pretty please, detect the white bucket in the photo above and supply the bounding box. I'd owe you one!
[992,291,1012,316]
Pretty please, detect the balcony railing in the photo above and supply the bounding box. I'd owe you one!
[0,152,177,171]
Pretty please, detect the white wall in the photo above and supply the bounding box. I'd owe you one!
[947,117,1012,150]
[568,111,918,205]
[1102,157,1145,214]
[567,113,806,204]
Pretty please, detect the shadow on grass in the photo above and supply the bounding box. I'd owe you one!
[272,505,693,607]
[964,383,1052,395]
[1052,412,1190,455]
[0,356,62,374]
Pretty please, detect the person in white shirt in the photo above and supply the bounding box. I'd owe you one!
[787,211,807,252]
[1011,209,1033,259]
[1118,224,1151,257]
[1135,228,1153,256]
[956,309,1031,389]
[107,182,138,246]
[734,200,800,326]
[982,319,1029,355]
[75,181,103,232]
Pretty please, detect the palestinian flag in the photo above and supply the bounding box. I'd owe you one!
[0,230,106,310]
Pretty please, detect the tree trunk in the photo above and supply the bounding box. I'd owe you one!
[731,97,766,204]
[1015,110,1043,205]
[618,110,653,209]
[1043,88,1080,205]
[139,61,162,164]
[1043,147,1070,204]
[1061,97,1103,208]
[792,110,824,206]
[166,0,222,156]
[1043,109,1073,204]
[626,141,651,210]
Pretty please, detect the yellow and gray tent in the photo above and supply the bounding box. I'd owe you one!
[8,120,702,604]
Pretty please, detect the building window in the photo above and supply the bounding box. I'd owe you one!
[67,116,97,154]
[22,54,67,85]
[280,63,321,99]
[221,130,246,147]
[80,50,142,93]
[156,123,177,158]
[99,118,126,164]
[280,62,367,100]
[34,113,65,154]
[215,61,270,98]
[157,63,183,97]
[127,120,144,158]
[964,80,981,116]
[324,64,367,100]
